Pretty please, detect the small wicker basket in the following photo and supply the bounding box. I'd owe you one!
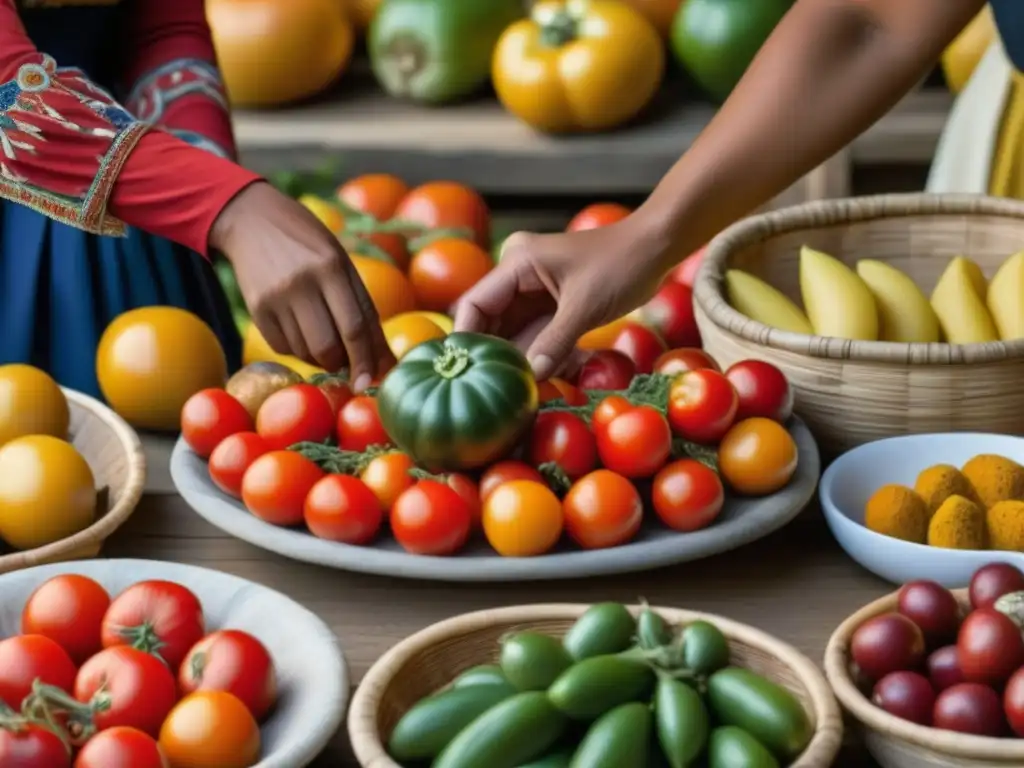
[825,588,1023,768]
[693,193,1024,458]
[0,388,146,573]
[348,603,843,768]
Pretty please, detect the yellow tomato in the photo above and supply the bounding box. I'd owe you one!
[0,365,69,448]
[482,480,563,557]
[718,418,797,497]
[160,691,260,768]
[493,0,664,133]
[241,321,324,379]
[0,435,95,550]
[383,313,447,359]
[578,317,632,351]
[419,312,455,334]
[96,308,228,433]
[298,194,345,233]
[351,255,417,320]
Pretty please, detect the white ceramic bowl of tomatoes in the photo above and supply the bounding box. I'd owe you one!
[0,559,347,767]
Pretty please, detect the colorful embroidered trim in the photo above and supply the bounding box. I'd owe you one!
[170,128,230,159]
[127,58,228,125]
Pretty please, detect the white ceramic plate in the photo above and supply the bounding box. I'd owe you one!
[170,418,821,582]
[0,559,347,768]
[820,432,1024,587]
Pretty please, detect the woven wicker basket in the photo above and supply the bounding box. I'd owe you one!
[0,388,146,573]
[693,193,1024,458]
[825,588,1022,767]
[348,603,843,768]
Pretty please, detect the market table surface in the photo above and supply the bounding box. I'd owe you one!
[104,492,889,767]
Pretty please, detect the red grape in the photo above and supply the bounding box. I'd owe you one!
[897,580,961,643]
[933,683,1005,736]
[957,608,1024,686]
[927,645,966,693]
[1005,666,1024,737]
[850,612,926,682]
[969,563,1024,610]
[872,671,935,725]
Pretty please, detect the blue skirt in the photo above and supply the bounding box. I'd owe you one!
[0,202,242,399]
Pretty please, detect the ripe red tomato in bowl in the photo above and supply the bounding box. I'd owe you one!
[611,323,666,374]
[577,350,636,390]
[652,458,724,532]
[957,608,1024,686]
[724,360,794,422]
[667,369,739,444]
[636,282,700,349]
[566,203,631,232]
[653,348,720,376]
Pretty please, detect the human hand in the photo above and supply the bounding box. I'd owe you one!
[453,214,672,380]
[210,182,394,390]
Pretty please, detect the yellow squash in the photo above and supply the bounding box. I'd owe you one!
[492,0,664,133]
[941,6,995,95]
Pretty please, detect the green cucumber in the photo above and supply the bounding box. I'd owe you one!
[708,726,780,768]
[562,603,637,660]
[681,620,730,675]
[637,605,673,650]
[548,655,655,720]
[569,702,652,768]
[500,632,573,691]
[454,664,509,689]
[516,749,574,767]
[654,675,709,768]
[707,668,812,759]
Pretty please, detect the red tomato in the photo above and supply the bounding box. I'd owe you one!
[872,671,935,726]
[611,323,666,374]
[241,450,324,527]
[21,574,111,665]
[0,634,76,710]
[850,613,926,682]
[391,480,472,555]
[444,473,481,529]
[337,396,391,452]
[74,727,167,768]
[181,389,253,458]
[724,360,794,422]
[653,348,720,377]
[101,581,205,672]
[315,378,353,415]
[576,350,636,390]
[562,470,643,549]
[566,203,631,232]
[304,474,384,545]
[207,431,269,499]
[394,181,491,250]
[969,563,1024,610]
[255,384,334,450]
[528,411,597,480]
[933,683,1005,736]
[637,282,700,349]
[651,459,725,532]
[592,395,633,436]
[667,369,739,444]
[179,630,277,722]
[537,378,588,406]
[479,461,544,502]
[359,451,415,512]
[337,173,409,221]
[1005,666,1024,736]
[896,581,961,644]
[75,646,178,737]
[597,406,672,479]
[927,645,965,693]
[668,246,706,288]
[0,723,70,768]
[957,608,1024,686]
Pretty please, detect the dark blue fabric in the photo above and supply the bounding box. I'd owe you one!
[0,5,241,399]
[991,0,1024,72]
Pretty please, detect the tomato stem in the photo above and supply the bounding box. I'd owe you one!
[291,441,396,475]
[539,373,672,420]
[670,438,719,472]
[113,622,168,664]
[22,678,101,747]
[538,462,572,496]
[433,345,472,379]
[537,7,578,47]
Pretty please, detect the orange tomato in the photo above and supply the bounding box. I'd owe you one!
[620,0,683,37]
[159,691,260,768]
[0,364,69,447]
[563,469,643,549]
[408,238,493,313]
[360,451,415,511]
[351,255,417,320]
[537,379,588,406]
[382,313,446,359]
[482,480,563,557]
[394,182,491,250]
[337,174,409,220]
[717,417,798,496]
[577,317,632,351]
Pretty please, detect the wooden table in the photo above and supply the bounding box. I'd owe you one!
[105,493,889,766]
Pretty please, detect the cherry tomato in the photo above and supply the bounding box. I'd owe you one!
[360,451,415,511]
[667,246,705,288]
[718,418,798,496]
[159,690,260,768]
[528,412,597,480]
[957,608,1024,685]
[0,634,76,710]
[255,384,334,450]
[391,480,472,556]
[394,181,491,250]
[537,378,588,406]
[241,450,324,527]
[337,396,391,452]
[563,470,642,549]
[566,203,631,232]
[927,645,965,693]
[304,474,384,545]
[74,727,166,768]
[482,480,564,557]
[408,238,493,313]
[479,460,544,502]
[1004,666,1024,736]
[0,722,70,768]
[651,459,725,532]
[180,630,277,722]
[444,473,481,529]
[872,671,935,726]
[101,580,205,672]
[933,683,1005,736]
[611,323,666,374]
[207,432,268,499]
[896,581,961,644]
[21,574,110,665]
[337,173,409,221]
[637,282,700,349]
[314,377,353,415]
[75,646,178,737]
[969,563,1024,610]
[850,612,925,682]
[596,406,672,479]
[576,350,636,390]
[180,389,253,458]
[667,369,738,444]
[653,347,720,377]
[591,395,633,436]
[724,360,794,423]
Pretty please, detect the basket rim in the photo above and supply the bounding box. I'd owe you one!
[0,388,146,572]
[693,192,1024,365]
[348,602,844,768]
[824,587,1024,759]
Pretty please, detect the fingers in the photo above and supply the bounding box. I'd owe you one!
[291,295,347,373]
[322,260,394,391]
[454,232,534,334]
[526,299,592,381]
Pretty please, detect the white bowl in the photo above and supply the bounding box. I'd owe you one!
[819,433,1024,587]
[0,559,348,767]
